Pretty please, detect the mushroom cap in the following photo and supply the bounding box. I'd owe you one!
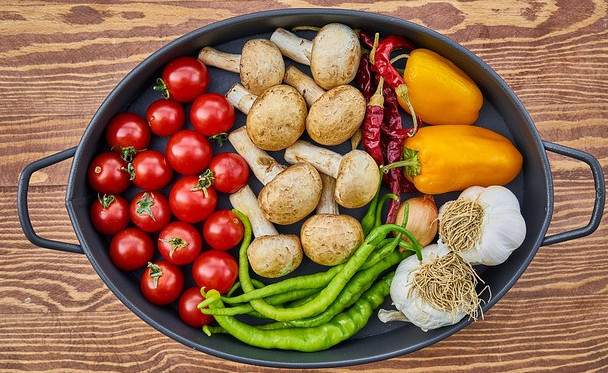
[240,39,285,95]
[300,214,364,266]
[310,23,361,90]
[335,150,381,208]
[258,162,322,225]
[246,84,307,151]
[248,235,303,278]
[306,85,366,146]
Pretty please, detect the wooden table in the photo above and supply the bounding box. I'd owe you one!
[2,1,607,372]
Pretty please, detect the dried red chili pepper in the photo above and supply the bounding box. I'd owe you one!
[362,78,385,166]
[379,68,416,223]
[356,53,375,102]
[373,34,419,136]
[358,30,374,49]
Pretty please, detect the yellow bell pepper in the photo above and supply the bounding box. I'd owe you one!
[387,125,523,195]
[397,49,483,126]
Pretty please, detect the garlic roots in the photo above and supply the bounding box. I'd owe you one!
[438,185,526,266]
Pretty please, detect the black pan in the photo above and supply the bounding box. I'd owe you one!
[17,9,605,368]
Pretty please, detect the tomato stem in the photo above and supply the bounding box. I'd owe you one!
[98,193,116,208]
[190,169,214,197]
[208,133,228,146]
[122,162,135,180]
[153,78,170,99]
[159,237,189,258]
[147,262,163,289]
[111,145,139,162]
[136,192,157,221]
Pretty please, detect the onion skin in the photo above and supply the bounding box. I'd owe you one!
[394,195,438,246]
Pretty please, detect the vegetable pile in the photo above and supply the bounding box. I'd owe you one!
[87,23,527,352]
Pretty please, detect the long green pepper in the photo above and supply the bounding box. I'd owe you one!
[261,249,412,329]
[203,272,394,352]
[229,223,412,322]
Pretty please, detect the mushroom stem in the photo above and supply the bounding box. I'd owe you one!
[228,126,286,185]
[226,83,257,114]
[229,185,278,237]
[198,47,241,73]
[270,28,312,65]
[283,66,325,106]
[317,173,339,215]
[283,140,342,178]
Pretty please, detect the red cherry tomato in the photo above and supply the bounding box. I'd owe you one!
[87,152,130,195]
[202,210,244,251]
[178,287,214,328]
[168,176,217,223]
[140,261,184,305]
[165,130,213,176]
[109,228,154,271]
[157,221,203,265]
[192,250,238,295]
[105,112,151,161]
[208,152,250,194]
[90,194,130,235]
[146,99,185,137]
[129,191,171,232]
[157,57,209,103]
[130,150,174,191]
[190,93,235,136]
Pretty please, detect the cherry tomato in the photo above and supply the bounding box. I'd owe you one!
[190,93,235,136]
[130,150,174,191]
[158,221,203,265]
[192,250,238,295]
[202,210,244,251]
[129,191,171,232]
[165,130,213,176]
[168,176,217,223]
[109,228,154,271]
[146,99,185,137]
[140,261,184,305]
[157,57,209,103]
[105,112,151,161]
[90,194,130,235]
[208,152,249,194]
[178,287,214,328]
[87,151,130,195]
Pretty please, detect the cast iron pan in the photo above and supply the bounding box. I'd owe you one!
[18,9,605,368]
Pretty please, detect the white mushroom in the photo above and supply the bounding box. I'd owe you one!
[226,83,307,151]
[284,140,380,209]
[198,39,285,95]
[300,173,364,266]
[229,185,302,278]
[283,66,365,146]
[270,24,361,90]
[229,127,322,225]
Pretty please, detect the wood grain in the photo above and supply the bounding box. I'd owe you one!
[1,1,606,372]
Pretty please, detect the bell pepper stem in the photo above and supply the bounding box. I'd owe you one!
[381,147,421,179]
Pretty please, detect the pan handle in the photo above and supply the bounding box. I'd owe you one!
[541,141,605,246]
[17,148,84,254]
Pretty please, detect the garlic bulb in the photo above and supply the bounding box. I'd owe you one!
[384,244,482,332]
[437,185,526,266]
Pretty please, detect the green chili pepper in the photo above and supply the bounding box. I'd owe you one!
[203,287,322,317]
[220,264,345,304]
[204,271,394,352]
[263,249,411,329]
[374,193,399,228]
[233,223,404,321]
